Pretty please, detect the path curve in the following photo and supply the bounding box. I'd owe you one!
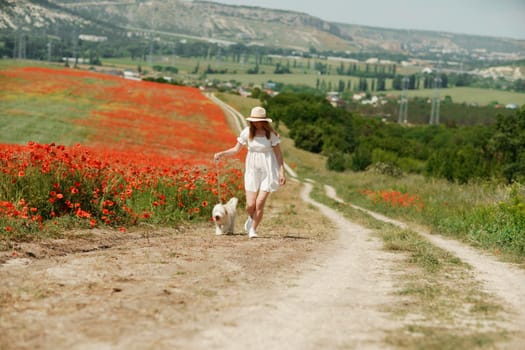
[175,182,402,349]
[205,96,524,346]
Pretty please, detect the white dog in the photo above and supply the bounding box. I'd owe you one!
[212,197,238,235]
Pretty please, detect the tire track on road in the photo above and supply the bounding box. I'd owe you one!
[324,183,525,344]
[176,182,402,350]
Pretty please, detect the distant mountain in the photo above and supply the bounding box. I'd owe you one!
[1,0,524,57]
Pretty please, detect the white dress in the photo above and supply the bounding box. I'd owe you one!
[237,127,281,192]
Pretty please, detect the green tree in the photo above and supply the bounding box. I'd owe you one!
[392,75,402,90]
[327,150,348,172]
[351,144,372,171]
[290,124,324,153]
[490,108,525,182]
[377,77,386,91]
[338,80,345,92]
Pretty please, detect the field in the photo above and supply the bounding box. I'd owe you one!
[102,56,525,106]
[0,62,245,236]
[403,86,525,105]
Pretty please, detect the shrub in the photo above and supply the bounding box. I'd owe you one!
[290,124,324,153]
[351,144,372,171]
[326,150,348,172]
[368,162,403,177]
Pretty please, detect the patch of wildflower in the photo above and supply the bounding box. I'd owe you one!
[358,189,425,211]
[1,142,243,234]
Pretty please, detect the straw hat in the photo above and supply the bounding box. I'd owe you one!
[246,106,272,122]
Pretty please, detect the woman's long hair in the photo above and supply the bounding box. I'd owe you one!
[248,121,278,141]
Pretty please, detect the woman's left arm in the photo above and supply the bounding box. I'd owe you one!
[273,144,286,186]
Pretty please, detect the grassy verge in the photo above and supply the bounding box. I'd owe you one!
[328,173,524,266]
[308,183,510,349]
[276,125,525,267]
[214,92,257,116]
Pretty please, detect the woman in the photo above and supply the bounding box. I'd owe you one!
[214,106,286,238]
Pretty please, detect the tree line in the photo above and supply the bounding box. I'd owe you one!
[265,92,525,183]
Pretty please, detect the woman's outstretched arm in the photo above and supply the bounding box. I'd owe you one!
[214,142,242,161]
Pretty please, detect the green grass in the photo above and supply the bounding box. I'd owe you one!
[325,171,524,265]
[214,93,262,116]
[0,59,114,145]
[0,97,91,145]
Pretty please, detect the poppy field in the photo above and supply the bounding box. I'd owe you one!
[0,65,244,238]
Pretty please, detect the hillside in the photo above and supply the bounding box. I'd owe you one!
[1,64,525,349]
[0,0,120,37]
[1,0,524,57]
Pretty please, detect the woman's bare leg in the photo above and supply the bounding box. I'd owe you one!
[251,191,270,231]
[245,190,258,219]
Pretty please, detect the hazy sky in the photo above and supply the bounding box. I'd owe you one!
[211,0,525,40]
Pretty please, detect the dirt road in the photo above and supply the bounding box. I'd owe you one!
[171,181,403,349]
[0,180,402,349]
[2,179,525,349]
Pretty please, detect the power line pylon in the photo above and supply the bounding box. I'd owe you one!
[429,75,441,125]
[429,59,442,125]
[398,76,409,124]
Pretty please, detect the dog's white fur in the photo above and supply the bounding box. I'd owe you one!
[212,197,238,235]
